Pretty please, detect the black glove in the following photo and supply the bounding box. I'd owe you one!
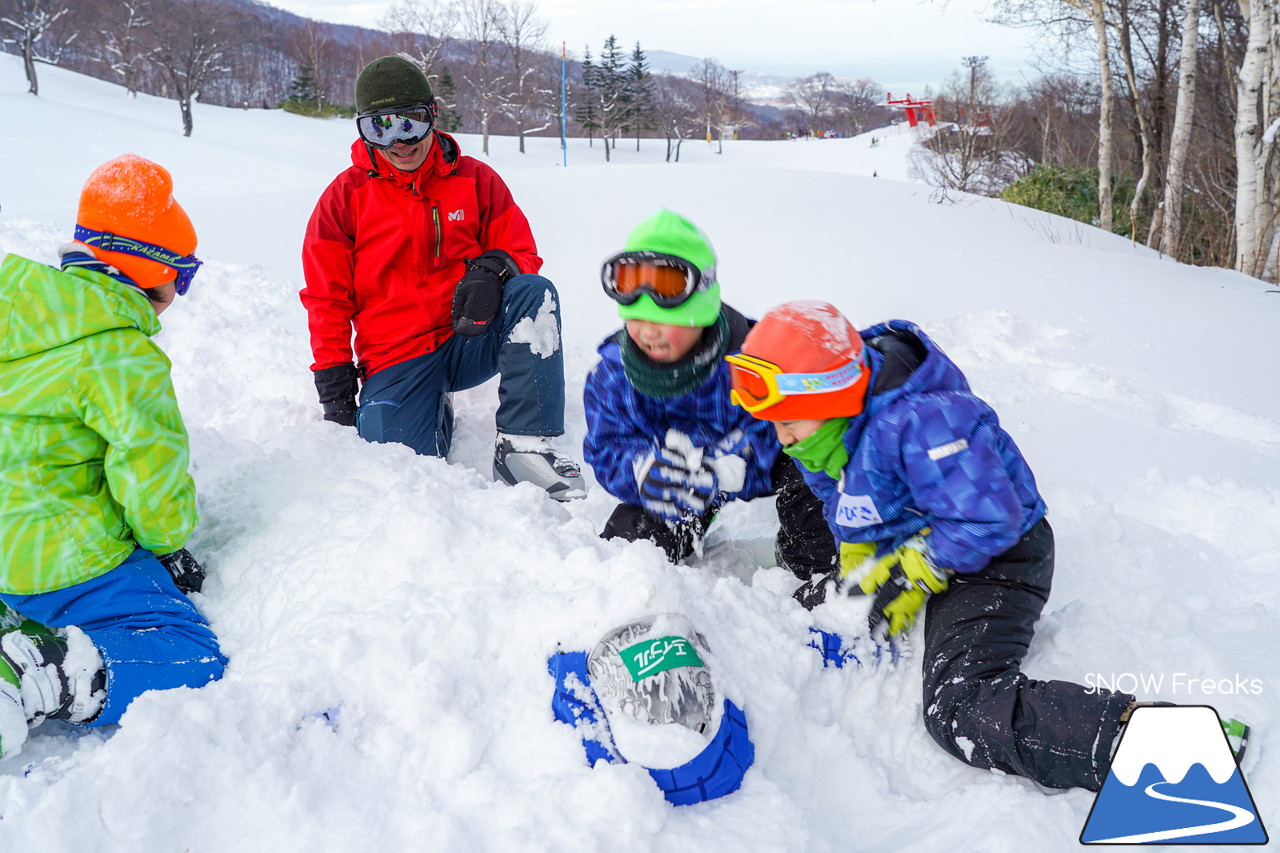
[792,571,837,610]
[314,363,360,427]
[157,548,205,594]
[452,249,517,337]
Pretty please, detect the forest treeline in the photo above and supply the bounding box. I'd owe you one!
[4,0,1279,280]
[914,0,1279,281]
[0,0,892,157]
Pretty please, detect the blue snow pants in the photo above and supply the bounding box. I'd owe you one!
[356,274,566,457]
[0,548,226,726]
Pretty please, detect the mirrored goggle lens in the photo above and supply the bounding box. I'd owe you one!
[728,363,777,410]
[607,259,697,300]
[357,108,434,148]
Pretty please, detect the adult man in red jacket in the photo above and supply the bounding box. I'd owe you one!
[302,56,584,500]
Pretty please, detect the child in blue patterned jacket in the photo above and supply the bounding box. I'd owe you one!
[583,211,835,577]
[726,298,1138,792]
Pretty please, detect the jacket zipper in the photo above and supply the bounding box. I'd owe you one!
[431,206,442,259]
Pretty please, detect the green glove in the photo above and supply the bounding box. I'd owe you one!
[860,535,950,637]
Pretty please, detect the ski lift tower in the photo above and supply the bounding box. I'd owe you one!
[885,93,937,128]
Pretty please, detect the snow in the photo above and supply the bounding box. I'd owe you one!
[1,53,1278,852]
[507,290,561,358]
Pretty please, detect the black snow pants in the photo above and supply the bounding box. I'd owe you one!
[601,455,837,578]
[921,516,1134,791]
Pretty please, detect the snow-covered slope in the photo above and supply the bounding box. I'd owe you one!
[1,54,1276,852]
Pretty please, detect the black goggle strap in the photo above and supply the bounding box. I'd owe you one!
[600,252,712,294]
[73,224,201,294]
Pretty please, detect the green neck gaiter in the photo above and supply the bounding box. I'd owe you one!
[783,417,851,479]
[619,311,730,399]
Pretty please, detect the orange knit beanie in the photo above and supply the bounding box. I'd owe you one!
[76,154,197,289]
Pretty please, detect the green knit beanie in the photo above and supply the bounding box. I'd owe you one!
[356,56,435,114]
[616,210,722,327]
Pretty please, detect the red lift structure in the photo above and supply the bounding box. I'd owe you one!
[885,94,937,128]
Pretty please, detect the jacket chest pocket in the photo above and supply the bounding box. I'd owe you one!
[430,199,482,267]
[430,205,443,262]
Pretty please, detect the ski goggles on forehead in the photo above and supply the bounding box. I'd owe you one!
[726,352,865,413]
[600,251,714,308]
[73,225,202,295]
[356,103,436,149]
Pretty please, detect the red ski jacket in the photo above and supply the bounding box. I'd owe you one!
[301,133,543,377]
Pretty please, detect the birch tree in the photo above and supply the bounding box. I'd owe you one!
[1231,0,1280,278]
[994,0,1117,230]
[1116,0,1156,241]
[1077,0,1117,232]
[1263,6,1280,279]
[1158,0,1203,257]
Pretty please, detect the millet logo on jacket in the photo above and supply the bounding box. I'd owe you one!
[448,209,465,221]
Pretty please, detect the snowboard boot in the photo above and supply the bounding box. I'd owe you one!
[493,433,586,502]
[1221,716,1252,765]
[0,601,22,630]
[0,623,106,750]
[0,660,24,759]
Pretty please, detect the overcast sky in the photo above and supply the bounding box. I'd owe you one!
[264,0,1040,93]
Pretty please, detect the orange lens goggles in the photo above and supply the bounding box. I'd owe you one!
[726,354,788,412]
[601,251,710,308]
[612,261,694,298]
[726,352,866,413]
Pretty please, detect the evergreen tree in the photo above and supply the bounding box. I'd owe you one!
[574,45,599,145]
[434,66,463,133]
[288,63,319,108]
[598,35,628,153]
[627,42,653,151]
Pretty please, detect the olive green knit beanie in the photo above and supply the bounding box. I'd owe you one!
[356,56,435,114]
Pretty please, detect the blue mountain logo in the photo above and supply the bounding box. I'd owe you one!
[1081,705,1267,844]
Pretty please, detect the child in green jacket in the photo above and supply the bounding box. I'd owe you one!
[0,155,225,758]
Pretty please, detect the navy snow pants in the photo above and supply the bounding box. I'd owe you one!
[921,516,1133,791]
[356,274,566,457]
